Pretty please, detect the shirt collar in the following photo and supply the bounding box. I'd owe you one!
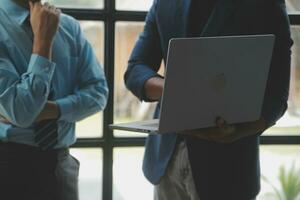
[0,0,29,25]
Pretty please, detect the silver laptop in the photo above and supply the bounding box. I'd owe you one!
[110,35,275,134]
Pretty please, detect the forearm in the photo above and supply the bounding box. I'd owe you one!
[0,55,55,127]
[33,38,53,59]
[56,83,108,123]
[234,118,267,137]
[35,101,60,122]
[144,76,164,101]
[124,0,163,102]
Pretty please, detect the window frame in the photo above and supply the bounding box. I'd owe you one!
[61,1,300,199]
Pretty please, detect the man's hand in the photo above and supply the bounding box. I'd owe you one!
[180,117,267,143]
[35,101,60,122]
[29,1,61,59]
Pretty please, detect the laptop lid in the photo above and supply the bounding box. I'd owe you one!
[158,35,275,133]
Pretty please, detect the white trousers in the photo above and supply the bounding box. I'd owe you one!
[154,141,200,200]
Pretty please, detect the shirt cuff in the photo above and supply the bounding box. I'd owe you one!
[55,98,74,121]
[27,54,56,82]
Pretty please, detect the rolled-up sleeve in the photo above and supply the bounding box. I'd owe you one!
[27,54,56,85]
[124,0,163,102]
[0,47,56,128]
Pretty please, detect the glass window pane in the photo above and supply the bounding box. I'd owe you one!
[114,22,159,138]
[286,0,300,13]
[258,145,300,200]
[44,0,104,9]
[76,113,103,138]
[116,0,153,11]
[71,148,103,200]
[264,26,300,136]
[76,21,104,138]
[113,148,154,200]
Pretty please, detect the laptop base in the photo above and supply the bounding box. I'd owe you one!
[109,119,160,134]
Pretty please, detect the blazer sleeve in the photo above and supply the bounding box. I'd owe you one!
[124,0,163,102]
[261,1,294,128]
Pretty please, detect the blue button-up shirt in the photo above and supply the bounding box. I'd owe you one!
[0,0,108,148]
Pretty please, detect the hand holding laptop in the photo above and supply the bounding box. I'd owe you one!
[143,78,267,143]
[144,69,267,143]
[111,35,274,142]
[180,117,267,143]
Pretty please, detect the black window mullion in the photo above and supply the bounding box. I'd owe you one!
[102,0,115,200]
[115,11,147,21]
[62,8,107,20]
[260,136,300,145]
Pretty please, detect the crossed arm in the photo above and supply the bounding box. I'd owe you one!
[0,49,107,129]
[144,76,267,143]
[0,2,108,128]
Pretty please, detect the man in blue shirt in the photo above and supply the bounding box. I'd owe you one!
[0,0,108,200]
[125,0,293,199]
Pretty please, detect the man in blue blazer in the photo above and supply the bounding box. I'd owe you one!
[125,0,293,199]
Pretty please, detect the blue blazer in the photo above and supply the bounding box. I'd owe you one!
[125,0,293,199]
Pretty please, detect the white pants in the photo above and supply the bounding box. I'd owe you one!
[154,141,200,200]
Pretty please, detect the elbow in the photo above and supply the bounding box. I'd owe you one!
[98,92,108,111]
[124,62,138,92]
[124,68,139,98]
[124,67,131,90]
[83,93,108,120]
[95,83,109,111]
[278,102,288,120]
[262,101,288,129]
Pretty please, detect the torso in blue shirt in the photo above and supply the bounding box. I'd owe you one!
[0,0,108,148]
